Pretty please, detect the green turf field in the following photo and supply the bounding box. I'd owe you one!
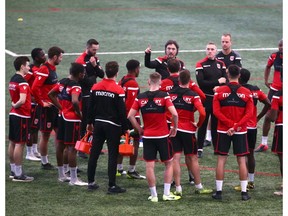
[5,0,283,215]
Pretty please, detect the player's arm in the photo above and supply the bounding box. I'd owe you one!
[193,97,206,127]
[11,93,27,109]
[167,104,178,137]
[264,65,272,88]
[257,97,271,122]
[128,108,143,136]
[48,86,62,111]
[71,91,82,119]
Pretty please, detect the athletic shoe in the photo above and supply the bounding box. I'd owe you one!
[254,144,268,152]
[173,191,182,197]
[12,174,34,182]
[116,169,127,177]
[212,191,222,200]
[234,184,252,192]
[274,190,283,196]
[41,163,55,170]
[9,171,15,179]
[87,182,99,191]
[197,150,203,158]
[69,179,88,186]
[189,174,195,185]
[33,151,41,158]
[58,176,71,183]
[247,181,255,189]
[162,192,181,201]
[148,196,158,202]
[195,188,213,194]
[107,185,126,194]
[203,140,212,147]
[127,170,146,179]
[65,168,82,176]
[171,180,176,187]
[241,192,251,201]
[25,153,41,161]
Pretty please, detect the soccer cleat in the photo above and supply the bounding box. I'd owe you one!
[148,196,158,202]
[33,151,41,158]
[212,191,222,200]
[127,170,146,179]
[247,181,255,189]
[241,192,251,201]
[116,169,127,177]
[173,191,182,197]
[254,144,268,152]
[274,190,283,196]
[65,168,82,177]
[12,174,34,182]
[171,181,176,187]
[9,171,15,179]
[41,163,55,170]
[162,192,181,201]
[197,150,203,158]
[69,179,88,186]
[189,174,195,185]
[203,140,212,147]
[25,153,41,161]
[87,182,100,191]
[195,188,213,194]
[234,183,252,192]
[107,185,126,194]
[58,176,71,183]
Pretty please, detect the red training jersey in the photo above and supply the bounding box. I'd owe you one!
[267,51,282,91]
[271,90,283,125]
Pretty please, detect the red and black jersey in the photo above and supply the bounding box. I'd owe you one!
[242,83,268,128]
[24,64,41,104]
[75,51,104,96]
[51,78,82,122]
[131,90,174,138]
[216,50,242,68]
[145,53,185,79]
[213,82,253,133]
[195,56,227,96]
[118,74,140,117]
[271,90,283,125]
[9,74,31,118]
[31,62,58,106]
[87,78,128,130]
[169,86,205,133]
[267,51,283,91]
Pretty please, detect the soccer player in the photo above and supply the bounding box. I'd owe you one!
[256,39,283,152]
[116,59,145,179]
[234,68,270,191]
[48,63,87,186]
[195,42,227,158]
[86,61,128,194]
[169,70,213,196]
[212,65,253,201]
[8,56,34,182]
[144,39,185,80]
[75,39,105,159]
[128,72,180,202]
[31,46,64,170]
[24,48,46,161]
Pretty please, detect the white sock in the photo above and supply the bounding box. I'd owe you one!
[149,186,157,197]
[32,144,39,153]
[176,185,182,192]
[57,166,65,178]
[15,165,22,176]
[195,183,203,190]
[128,165,135,172]
[248,173,254,182]
[261,136,268,145]
[63,164,69,173]
[10,163,16,173]
[117,164,123,170]
[164,183,171,196]
[216,180,223,191]
[70,167,77,182]
[205,130,212,141]
[26,146,33,154]
[240,180,248,192]
[41,155,49,164]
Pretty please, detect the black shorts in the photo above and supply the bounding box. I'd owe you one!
[267,89,278,101]
[247,128,257,150]
[9,115,30,144]
[30,104,41,131]
[215,132,249,156]
[271,125,282,154]
[142,137,173,162]
[40,106,59,132]
[170,131,197,155]
[57,115,81,145]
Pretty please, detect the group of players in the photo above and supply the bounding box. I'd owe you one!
[8,34,283,201]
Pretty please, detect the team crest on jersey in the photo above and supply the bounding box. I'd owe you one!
[230,56,235,61]
[47,123,51,129]
[140,99,148,107]
[34,119,39,125]
[154,99,163,106]
[217,63,221,69]
[170,95,177,101]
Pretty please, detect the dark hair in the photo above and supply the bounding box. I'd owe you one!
[165,40,179,55]
[228,64,240,78]
[86,39,99,47]
[105,61,119,78]
[149,72,161,84]
[179,69,190,85]
[48,46,64,59]
[69,62,85,77]
[31,48,43,60]
[14,56,30,71]
[239,68,251,84]
[126,59,140,71]
[167,58,180,73]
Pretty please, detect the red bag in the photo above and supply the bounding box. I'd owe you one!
[75,132,92,154]
[119,133,134,156]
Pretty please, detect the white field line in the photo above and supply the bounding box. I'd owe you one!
[5,48,277,57]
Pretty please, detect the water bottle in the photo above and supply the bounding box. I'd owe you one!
[120,135,126,144]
